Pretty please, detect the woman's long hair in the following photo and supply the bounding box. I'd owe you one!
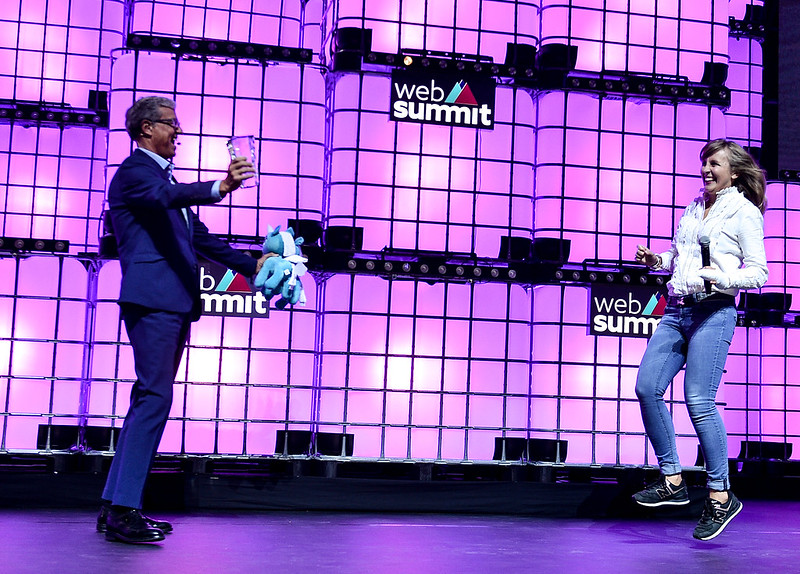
[701,139,767,213]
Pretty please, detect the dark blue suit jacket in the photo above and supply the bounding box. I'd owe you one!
[108,149,257,321]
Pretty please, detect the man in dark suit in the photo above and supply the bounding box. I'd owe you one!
[97,96,268,543]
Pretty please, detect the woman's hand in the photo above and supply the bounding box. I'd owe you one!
[635,245,660,268]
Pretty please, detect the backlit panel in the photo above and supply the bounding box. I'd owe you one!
[107,51,326,239]
[327,74,534,256]
[0,0,124,253]
[1,0,797,466]
[539,0,729,80]
[0,255,90,449]
[130,0,304,48]
[323,0,540,67]
[316,274,531,460]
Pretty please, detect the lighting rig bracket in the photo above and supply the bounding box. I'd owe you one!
[729,5,768,41]
[778,170,800,183]
[125,34,313,65]
[0,236,70,256]
[333,32,730,108]
[0,99,108,128]
[306,249,672,288]
[557,71,731,108]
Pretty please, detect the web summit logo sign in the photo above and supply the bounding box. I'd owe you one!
[199,257,269,318]
[589,284,668,338]
[390,69,496,129]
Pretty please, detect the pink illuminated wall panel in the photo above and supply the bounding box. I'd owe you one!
[107,52,326,239]
[3,0,799,467]
[0,255,91,450]
[316,274,531,460]
[726,179,800,458]
[89,243,321,456]
[0,0,124,253]
[323,0,540,67]
[0,0,124,105]
[0,123,109,253]
[328,74,534,256]
[100,48,325,455]
[540,0,729,81]
[130,0,304,49]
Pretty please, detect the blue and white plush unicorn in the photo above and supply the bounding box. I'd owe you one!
[253,226,307,309]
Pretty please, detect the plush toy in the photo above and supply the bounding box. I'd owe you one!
[253,226,307,309]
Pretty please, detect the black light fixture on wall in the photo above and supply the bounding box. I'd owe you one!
[331,27,372,71]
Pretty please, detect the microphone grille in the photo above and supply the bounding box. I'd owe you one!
[699,235,710,246]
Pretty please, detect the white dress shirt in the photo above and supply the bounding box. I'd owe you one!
[657,186,768,297]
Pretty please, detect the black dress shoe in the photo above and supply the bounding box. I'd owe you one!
[97,504,173,534]
[104,508,165,544]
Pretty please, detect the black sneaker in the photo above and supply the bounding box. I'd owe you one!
[632,476,690,507]
[693,492,743,541]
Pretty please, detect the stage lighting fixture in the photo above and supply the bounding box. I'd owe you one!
[536,43,578,73]
[528,438,568,463]
[700,62,729,86]
[492,436,528,461]
[125,34,312,65]
[0,99,108,128]
[738,292,791,326]
[760,292,792,326]
[323,226,364,251]
[0,236,69,254]
[275,430,313,455]
[729,5,767,39]
[331,27,373,71]
[98,235,118,259]
[286,219,323,245]
[88,89,108,111]
[504,43,537,70]
[36,425,80,450]
[738,440,793,461]
[498,236,533,260]
[531,237,571,265]
[35,424,119,452]
[315,432,355,456]
[334,27,372,53]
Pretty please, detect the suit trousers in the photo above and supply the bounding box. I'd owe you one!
[102,304,192,508]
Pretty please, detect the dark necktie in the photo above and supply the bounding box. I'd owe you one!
[165,164,191,230]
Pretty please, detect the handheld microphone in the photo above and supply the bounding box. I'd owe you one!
[699,235,712,294]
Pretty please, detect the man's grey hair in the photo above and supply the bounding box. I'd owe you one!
[125,96,176,140]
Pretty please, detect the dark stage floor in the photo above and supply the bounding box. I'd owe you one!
[2,502,799,574]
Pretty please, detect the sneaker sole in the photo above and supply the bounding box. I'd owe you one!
[693,501,743,541]
[634,498,690,508]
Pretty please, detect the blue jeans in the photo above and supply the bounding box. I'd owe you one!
[635,299,737,491]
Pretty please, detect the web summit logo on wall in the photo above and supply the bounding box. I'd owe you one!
[199,257,269,318]
[390,68,496,129]
[590,284,668,338]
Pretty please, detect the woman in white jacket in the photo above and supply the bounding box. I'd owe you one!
[632,139,768,541]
